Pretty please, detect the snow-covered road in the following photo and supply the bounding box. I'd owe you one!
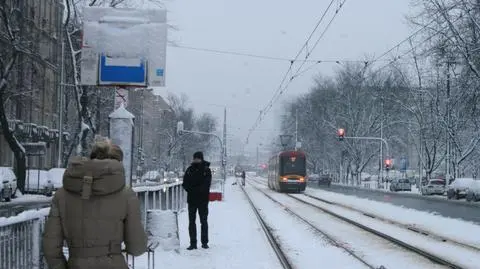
[247,178,449,269]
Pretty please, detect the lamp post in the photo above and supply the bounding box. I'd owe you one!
[336,128,391,189]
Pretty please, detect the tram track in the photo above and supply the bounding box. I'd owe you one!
[301,192,480,254]
[249,177,477,269]
[245,179,378,269]
[238,179,294,269]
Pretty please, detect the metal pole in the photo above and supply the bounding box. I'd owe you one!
[223,107,227,199]
[57,41,65,167]
[445,61,451,186]
[380,120,383,189]
[295,109,298,150]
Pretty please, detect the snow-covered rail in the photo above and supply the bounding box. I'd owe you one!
[238,180,294,269]
[0,182,186,269]
[285,194,469,268]
[302,193,480,253]
[246,181,379,269]
[248,177,479,268]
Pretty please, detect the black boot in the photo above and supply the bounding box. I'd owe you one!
[187,245,197,250]
[202,244,209,249]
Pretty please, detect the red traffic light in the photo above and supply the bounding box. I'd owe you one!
[384,159,392,168]
[337,128,345,141]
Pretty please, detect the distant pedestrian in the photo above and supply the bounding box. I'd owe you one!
[182,151,212,250]
[43,141,147,269]
[241,171,246,186]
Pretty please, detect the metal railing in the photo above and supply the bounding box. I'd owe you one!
[0,182,186,269]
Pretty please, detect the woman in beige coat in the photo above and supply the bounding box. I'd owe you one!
[43,141,147,269]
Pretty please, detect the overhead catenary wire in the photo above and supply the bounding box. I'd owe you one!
[169,44,384,63]
[245,0,348,144]
[245,3,465,145]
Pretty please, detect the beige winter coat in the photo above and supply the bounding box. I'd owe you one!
[43,157,147,269]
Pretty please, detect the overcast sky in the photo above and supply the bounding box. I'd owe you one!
[156,0,414,154]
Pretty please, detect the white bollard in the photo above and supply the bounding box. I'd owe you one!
[109,104,135,187]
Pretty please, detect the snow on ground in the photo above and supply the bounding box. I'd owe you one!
[293,193,480,268]
[248,180,447,269]
[0,207,49,226]
[4,191,51,205]
[306,188,480,248]
[244,182,369,269]
[334,182,449,200]
[134,177,280,269]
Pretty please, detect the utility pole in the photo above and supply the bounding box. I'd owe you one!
[295,109,298,150]
[445,60,451,185]
[380,98,384,189]
[57,41,65,168]
[223,107,227,183]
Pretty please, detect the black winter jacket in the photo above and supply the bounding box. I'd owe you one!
[182,161,212,205]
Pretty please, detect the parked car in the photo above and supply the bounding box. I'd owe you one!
[465,180,480,202]
[0,167,17,199]
[446,178,475,200]
[318,175,332,187]
[24,170,54,196]
[48,168,66,190]
[165,171,179,183]
[0,180,12,202]
[421,179,445,196]
[390,178,412,192]
[141,170,165,184]
[308,174,320,184]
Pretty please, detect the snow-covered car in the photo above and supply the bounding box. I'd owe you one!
[308,174,320,183]
[389,178,412,192]
[446,178,475,200]
[165,171,180,184]
[48,168,66,189]
[141,170,165,184]
[465,180,480,202]
[317,174,332,187]
[24,170,54,196]
[421,179,445,196]
[0,167,17,200]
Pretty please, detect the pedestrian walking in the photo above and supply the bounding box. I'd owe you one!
[182,151,212,250]
[43,140,147,269]
[241,171,246,186]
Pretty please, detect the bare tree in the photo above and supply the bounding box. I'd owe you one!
[0,1,34,191]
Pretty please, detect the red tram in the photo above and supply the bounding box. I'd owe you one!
[267,151,307,192]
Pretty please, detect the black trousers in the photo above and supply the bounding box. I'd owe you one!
[188,202,209,245]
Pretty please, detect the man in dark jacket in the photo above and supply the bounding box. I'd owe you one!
[182,151,212,250]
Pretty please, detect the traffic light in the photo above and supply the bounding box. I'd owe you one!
[384,159,392,170]
[337,128,345,141]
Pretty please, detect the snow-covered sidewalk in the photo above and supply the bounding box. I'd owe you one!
[134,177,280,269]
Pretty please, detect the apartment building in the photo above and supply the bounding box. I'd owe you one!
[0,0,64,169]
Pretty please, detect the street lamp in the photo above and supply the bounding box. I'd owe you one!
[177,121,227,199]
